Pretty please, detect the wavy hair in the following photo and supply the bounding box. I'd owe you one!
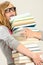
[0,7,11,30]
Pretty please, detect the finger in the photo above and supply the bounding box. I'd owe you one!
[20,32,26,36]
[19,30,26,35]
[36,51,43,54]
[37,63,42,65]
[40,59,43,63]
[36,61,42,65]
[23,28,29,32]
[34,61,41,65]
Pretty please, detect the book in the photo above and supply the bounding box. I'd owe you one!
[14,59,32,64]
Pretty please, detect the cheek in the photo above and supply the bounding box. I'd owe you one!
[5,13,10,19]
[13,12,16,16]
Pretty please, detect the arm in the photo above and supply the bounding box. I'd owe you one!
[32,31,43,40]
[21,28,43,40]
[0,26,43,65]
[16,43,43,65]
[0,25,20,50]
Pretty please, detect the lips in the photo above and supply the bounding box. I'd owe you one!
[9,15,15,20]
[10,15,14,17]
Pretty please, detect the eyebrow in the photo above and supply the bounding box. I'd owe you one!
[4,7,16,10]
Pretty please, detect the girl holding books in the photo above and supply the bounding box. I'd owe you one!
[0,1,43,65]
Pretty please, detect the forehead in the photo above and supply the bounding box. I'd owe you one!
[5,4,14,9]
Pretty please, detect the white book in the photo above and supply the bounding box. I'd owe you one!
[13,22,36,29]
[19,38,39,44]
[25,62,34,65]
[12,53,25,58]
[14,56,31,61]
[24,43,39,47]
[14,59,32,64]
[26,62,43,65]
[12,20,35,28]
[10,13,32,22]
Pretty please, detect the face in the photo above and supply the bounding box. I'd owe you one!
[4,4,16,20]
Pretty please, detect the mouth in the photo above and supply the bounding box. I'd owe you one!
[9,15,15,19]
[10,15,15,17]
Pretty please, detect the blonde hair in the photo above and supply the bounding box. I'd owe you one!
[0,1,17,15]
[0,1,17,30]
[0,8,11,30]
[0,1,10,10]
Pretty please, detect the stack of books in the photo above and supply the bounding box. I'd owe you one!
[10,13,36,33]
[10,13,42,65]
[10,13,38,40]
[12,38,42,65]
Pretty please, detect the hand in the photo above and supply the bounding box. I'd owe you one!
[32,52,43,65]
[20,28,34,38]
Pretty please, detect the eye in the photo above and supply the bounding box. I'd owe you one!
[11,7,16,11]
[5,9,10,13]
[14,7,16,11]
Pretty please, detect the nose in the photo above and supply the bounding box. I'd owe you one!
[10,10,13,12]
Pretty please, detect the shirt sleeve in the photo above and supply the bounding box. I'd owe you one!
[0,26,20,50]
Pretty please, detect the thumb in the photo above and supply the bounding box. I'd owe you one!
[37,52,43,62]
[40,54,43,62]
[35,51,43,55]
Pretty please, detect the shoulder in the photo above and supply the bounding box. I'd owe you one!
[0,25,10,34]
[0,25,11,40]
[0,25,9,31]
